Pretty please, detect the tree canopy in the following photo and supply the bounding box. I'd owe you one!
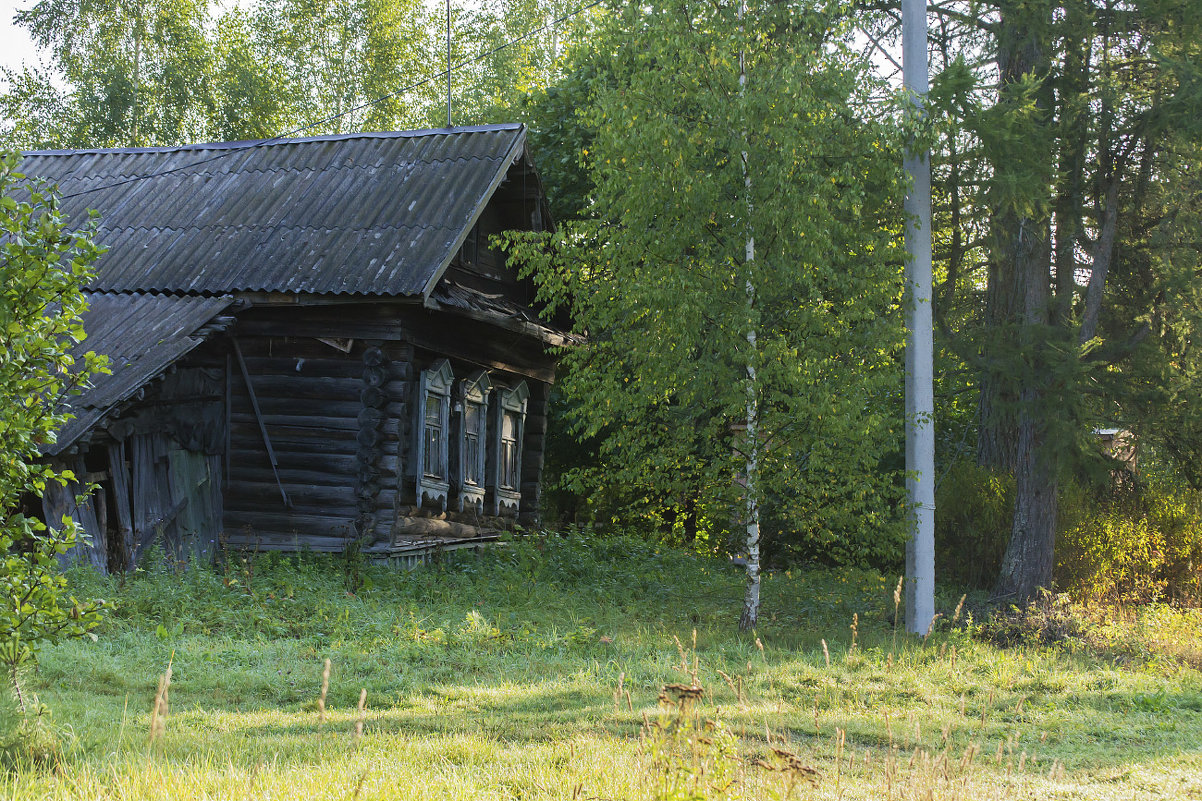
[4,0,1202,611]
[508,0,910,601]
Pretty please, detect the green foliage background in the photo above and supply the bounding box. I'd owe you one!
[0,155,107,698]
[508,0,909,568]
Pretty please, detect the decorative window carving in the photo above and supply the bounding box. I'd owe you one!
[488,381,528,517]
[415,359,453,511]
[453,371,491,514]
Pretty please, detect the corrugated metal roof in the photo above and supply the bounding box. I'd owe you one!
[47,292,236,455]
[20,125,527,297]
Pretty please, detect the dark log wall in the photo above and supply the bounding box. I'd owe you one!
[519,379,549,528]
[359,341,415,542]
[214,331,413,551]
[55,299,557,560]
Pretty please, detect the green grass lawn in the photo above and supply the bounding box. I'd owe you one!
[2,534,1199,799]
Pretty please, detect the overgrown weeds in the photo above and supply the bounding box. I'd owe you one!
[978,592,1202,670]
[0,534,1193,799]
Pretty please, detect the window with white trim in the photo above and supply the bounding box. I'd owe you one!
[454,371,491,514]
[488,380,529,516]
[415,359,453,511]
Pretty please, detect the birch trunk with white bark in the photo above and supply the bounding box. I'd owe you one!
[737,0,761,632]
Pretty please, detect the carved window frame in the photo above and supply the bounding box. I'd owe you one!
[488,380,528,517]
[415,359,453,512]
[453,370,491,515]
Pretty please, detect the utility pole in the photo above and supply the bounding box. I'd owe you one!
[903,0,935,634]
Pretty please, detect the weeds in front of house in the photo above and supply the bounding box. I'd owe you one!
[0,534,1194,799]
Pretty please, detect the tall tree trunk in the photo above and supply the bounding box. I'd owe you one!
[737,0,761,632]
[975,370,1017,470]
[992,198,1057,604]
[986,0,1060,603]
[995,398,1058,601]
[739,308,761,632]
[976,215,1022,471]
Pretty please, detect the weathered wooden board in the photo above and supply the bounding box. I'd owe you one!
[107,442,134,570]
[42,460,108,572]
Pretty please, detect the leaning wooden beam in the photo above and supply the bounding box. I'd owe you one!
[231,337,291,507]
[224,353,232,490]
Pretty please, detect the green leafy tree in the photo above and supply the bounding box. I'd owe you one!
[1,0,437,148]
[251,0,435,134]
[867,0,1202,601]
[0,153,107,709]
[8,0,217,147]
[443,0,603,128]
[509,0,908,627]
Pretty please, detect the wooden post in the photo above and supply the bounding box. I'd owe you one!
[231,337,291,507]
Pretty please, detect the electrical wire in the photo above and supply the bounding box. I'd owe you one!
[58,0,606,201]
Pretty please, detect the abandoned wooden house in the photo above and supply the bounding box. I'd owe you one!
[27,124,569,571]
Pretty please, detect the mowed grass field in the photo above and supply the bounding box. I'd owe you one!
[3,534,1200,800]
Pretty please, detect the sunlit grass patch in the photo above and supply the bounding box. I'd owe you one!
[0,534,1196,799]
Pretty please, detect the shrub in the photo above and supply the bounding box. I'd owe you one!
[937,460,1201,605]
[1057,479,1202,605]
[0,694,60,769]
[0,154,108,709]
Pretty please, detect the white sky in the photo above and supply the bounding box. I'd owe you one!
[0,1,40,77]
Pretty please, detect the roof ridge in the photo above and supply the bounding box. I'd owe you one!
[97,222,458,233]
[50,152,508,182]
[23,124,523,157]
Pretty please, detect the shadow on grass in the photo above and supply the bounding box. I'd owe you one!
[68,671,1196,781]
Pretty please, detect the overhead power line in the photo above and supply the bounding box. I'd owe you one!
[58,0,605,201]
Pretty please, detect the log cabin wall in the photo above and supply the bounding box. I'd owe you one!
[29,125,568,565]
[519,379,549,527]
[209,328,411,552]
[219,332,361,550]
[47,301,556,561]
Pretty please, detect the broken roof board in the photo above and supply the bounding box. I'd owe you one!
[19,124,527,298]
[48,292,236,455]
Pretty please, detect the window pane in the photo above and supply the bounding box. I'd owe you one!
[500,410,520,490]
[423,391,445,480]
[425,392,441,426]
[465,434,480,485]
[424,427,442,477]
[465,402,482,435]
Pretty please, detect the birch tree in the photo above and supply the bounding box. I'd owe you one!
[1,0,434,148]
[508,0,908,626]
